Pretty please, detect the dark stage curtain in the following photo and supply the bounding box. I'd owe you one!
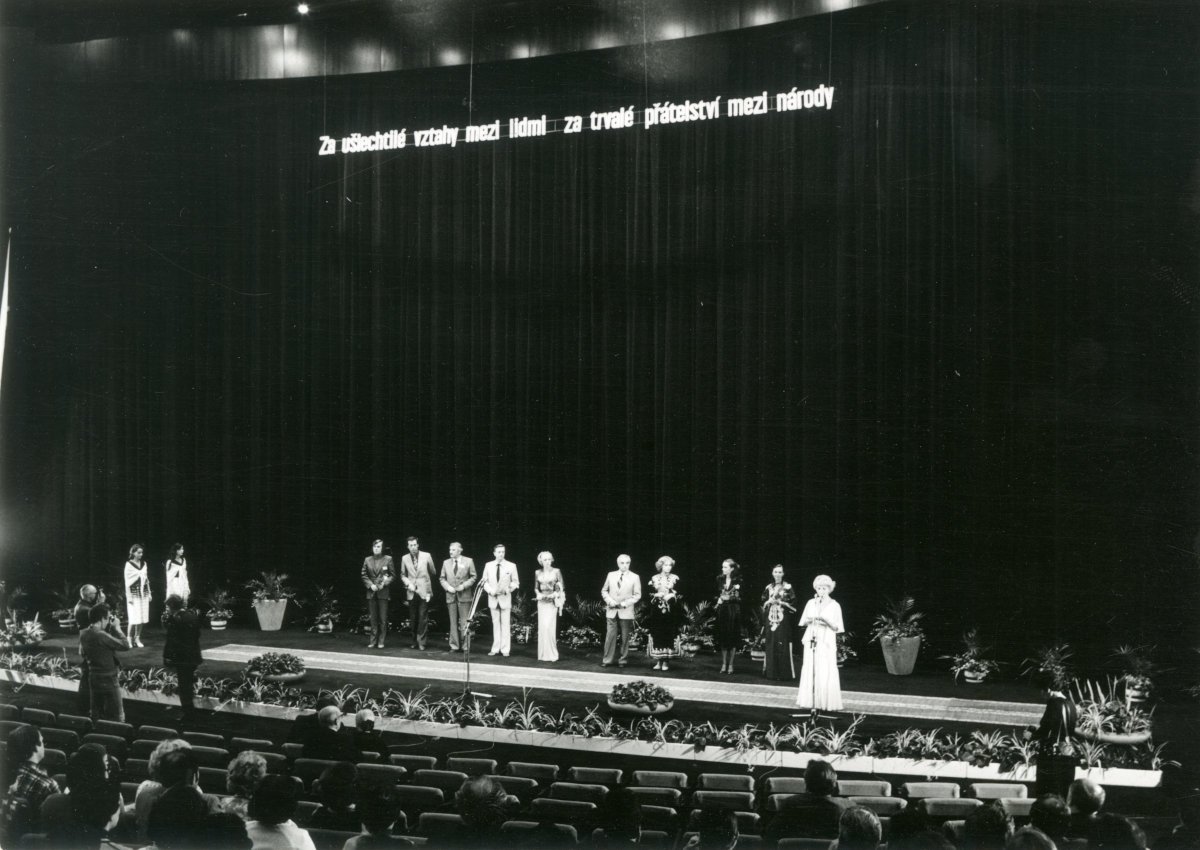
[2,1,1197,661]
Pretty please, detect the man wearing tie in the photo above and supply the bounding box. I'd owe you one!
[601,554,642,667]
[361,539,395,649]
[439,541,477,653]
[400,537,438,650]
[482,544,520,657]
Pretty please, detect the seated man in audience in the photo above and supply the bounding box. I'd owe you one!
[1028,793,1082,849]
[311,762,360,831]
[765,759,852,841]
[1005,826,1058,850]
[344,782,413,849]
[1065,777,1106,839]
[147,746,239,849]
[960,800,1014,850]
[353,708,386,759]
[1086,812,1148,850]
[833,806,882,850]
[288,694,339,746]
[0,725,60,844]
[453,775,519,846]
[247,774,316,850]
[135,738,222,841]
[683,808,740,850]
[302,705,361,762]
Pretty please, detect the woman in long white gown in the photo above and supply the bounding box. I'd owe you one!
[534,551,565,662]
[796,574,844,711]
[164,543,190,605]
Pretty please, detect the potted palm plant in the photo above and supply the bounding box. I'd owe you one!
[307,586,341,634]
[1112,644,1156,703]
[1021,643,1074,691]
[50,583,78,629]
[942,629,1001,683]
[204,587,235,630]
[679,600,715,653]
[871,595,925,676]
[245,571,296,631]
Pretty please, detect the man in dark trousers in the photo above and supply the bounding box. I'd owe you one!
[162,593,203,720]
[765,759,853,842]
[79,603,131,721]
[73,584,103,714]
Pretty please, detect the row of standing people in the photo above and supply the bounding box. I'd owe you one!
[358,539,845,707]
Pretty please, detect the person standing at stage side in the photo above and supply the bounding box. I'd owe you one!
[483,544,520,657]
[164,544,190,606]
[400,537,437,651]
[797,574,845,711]
[600,554,641,667]
[645,556,683,672]
[73,584,105,714]
[534,551,565,662]
[162,594,203,720]
[762,564,797,680]
[80,603,131,721]
[124,544,151,648]
[714,559,743,674]
[361,539,395,649]
[440,541,476,652]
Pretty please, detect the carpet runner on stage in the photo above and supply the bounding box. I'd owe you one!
[204,643,1042,725]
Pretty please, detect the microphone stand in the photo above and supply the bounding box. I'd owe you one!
[460,584,492,701]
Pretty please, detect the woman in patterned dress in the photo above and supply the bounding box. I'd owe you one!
[646,556,683,672]
[534,551,565,662]
[761,564,797,681]
[714,558,743,674]
[124,543,151,648]
[164,543,190,606]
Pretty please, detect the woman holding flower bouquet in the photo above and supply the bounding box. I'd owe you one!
[761,564,797,680]
[534,551,565,661]
[646,556,684,671]
[714,559,743,674]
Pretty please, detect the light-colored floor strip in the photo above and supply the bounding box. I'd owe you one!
[206,643,1042,725]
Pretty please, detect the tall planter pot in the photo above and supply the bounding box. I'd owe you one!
[880,636,921,675]
[253,599,288,631]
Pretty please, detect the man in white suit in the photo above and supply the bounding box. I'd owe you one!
[600,554,641,667]
[482,543,520,656]
[400,536,438,650]
[439,541,477,652]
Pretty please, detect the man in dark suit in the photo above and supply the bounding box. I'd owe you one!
[400,536,438,650]
[302,706,361,762]
[439,541,477,652]
[161,594,202,720]
[361,538,395,649]
[765,759,852,842]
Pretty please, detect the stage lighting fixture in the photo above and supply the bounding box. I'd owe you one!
[297,3,310,14]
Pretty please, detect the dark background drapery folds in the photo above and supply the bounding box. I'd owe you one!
[2,1,1197,662]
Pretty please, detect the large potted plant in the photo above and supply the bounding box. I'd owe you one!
[50,581,79,629]
[942,629,1001,683]
[871,595,925,676]
[679,600,715,654]
[1112,644,1156,703]
[245,572,296,631]
[203,587,235,630]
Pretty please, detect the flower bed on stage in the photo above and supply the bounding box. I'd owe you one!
[0,650,1166,786]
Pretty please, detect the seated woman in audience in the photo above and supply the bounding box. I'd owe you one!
[682,808,740,850]
[1004,826,1058,850]
[961,800,1014,850]
[1087,813,1148,850]
[1027,793,1075,849]
[221,751,269,820]
[39,743,123,848]
[453,775,518,847]
[833,806,882,850]
[246,775,316,850]
[344,783,413,849]
[310,761,360,831]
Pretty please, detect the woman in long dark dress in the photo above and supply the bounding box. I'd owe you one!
[714,559,743,674]
[761,564,797,681]
[645,556,683,671]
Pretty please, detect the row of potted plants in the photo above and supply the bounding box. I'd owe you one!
[0,648,1171,773]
